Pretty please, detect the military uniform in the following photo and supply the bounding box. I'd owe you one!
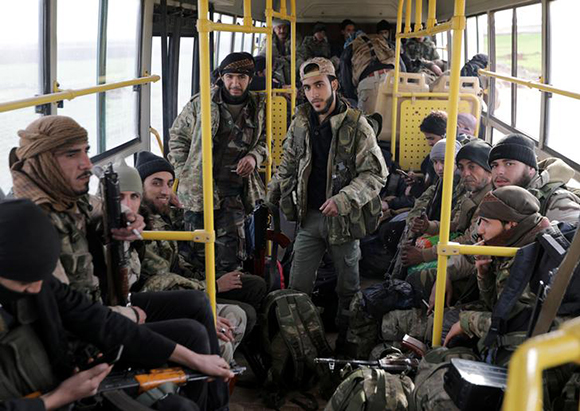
[168,87,268,273]
[297,36,332,73]
[259,35,293,85]
[268,93,387,343]
[404,37,440,61]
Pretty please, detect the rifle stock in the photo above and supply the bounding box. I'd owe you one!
[96,163,130,306]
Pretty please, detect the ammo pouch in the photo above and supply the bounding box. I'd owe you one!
[0,324,57,400]
[279,177,298,222]
[347,194,383,240]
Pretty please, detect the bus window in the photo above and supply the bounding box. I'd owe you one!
[178,37,195,111]
[150,36,164,157]
[217,14,234,64]
[0,0,41,193]
[466,16,477,64]
[493,8,514,126]
[57,0,99,147]
[548,0,580,164]
[515,3,541,140]
[478,14,488,55]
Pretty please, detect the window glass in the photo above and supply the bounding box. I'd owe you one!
[493,9,513,125]
[515,4,542,140]
[178,37,194,111]
[466,17,477,62]
[233,17,243,52]
[0,0,41,192]
[548,0,580,162]
[435,32,448,61]
[150,37,164,157]
[103,0,141,151]
[491,127,508,145]
[57,0,99,147]
[477,14,488,55]
[217,14,234,64]
[243,31,253,53]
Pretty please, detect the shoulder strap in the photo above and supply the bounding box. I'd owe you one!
[276,295,306,381]
[536,182,566,216]
[360,35,378,62]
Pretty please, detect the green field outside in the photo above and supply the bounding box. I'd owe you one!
[495,32,542,76]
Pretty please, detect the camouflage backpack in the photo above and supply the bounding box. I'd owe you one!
[351,34,397,87]
[325,367,414,411]
[260,290,333,396]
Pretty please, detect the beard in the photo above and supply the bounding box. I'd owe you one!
[513,171,534,188]
[143,197,170,216]
[221,83,250,104]
[312,91,335,115]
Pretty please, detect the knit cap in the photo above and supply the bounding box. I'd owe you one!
[115,159,142,195]
[135,151,175,182]
[430,138,462,162]
[456,139,492,172]
[488,134,538,170]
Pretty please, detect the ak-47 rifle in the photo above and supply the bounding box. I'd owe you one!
[100,366,246,394]
[315,357,419,373]
[94,163,130,306]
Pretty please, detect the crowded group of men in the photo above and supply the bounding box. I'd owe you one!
[2,17,580,411]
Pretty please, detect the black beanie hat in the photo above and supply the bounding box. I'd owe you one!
[456,139,492,172]
[135,151,175,182]
[0,199,61,282]
[313,22,326,34]
[376,20,391,33]
[488,134,538,170]
[218,52,255,76]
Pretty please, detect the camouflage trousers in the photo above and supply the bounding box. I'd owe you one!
[357,71,389,115]
[185,195,247,273]
[217,303,247,364]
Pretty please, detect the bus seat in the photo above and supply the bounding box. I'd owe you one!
[374,72,429,142]
[430,75,483,117]
[271,95,287,171]
[398,99,473,171]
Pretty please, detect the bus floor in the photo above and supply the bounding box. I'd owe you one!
[228,276,380,410]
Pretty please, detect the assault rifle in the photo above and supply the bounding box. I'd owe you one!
[315,357,419,373]
[94,163,130,306]
[100,366,246,394]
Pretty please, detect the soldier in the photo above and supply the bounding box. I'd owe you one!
[258,19,293,85]
[376,19,392,39]
[297,23,333,72]
[403,36,440,62]
[332,19,356,57]
[114,157,248,365]
[267,57,388,352]
[9,115,230,409]
[489,134,580,223]
[0,199,232,410]
[168,52,268,274]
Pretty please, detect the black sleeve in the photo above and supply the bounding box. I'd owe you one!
[0,399,45,411]
[50,278,176,368]
[388,195,415,210]
[339,46,357,101]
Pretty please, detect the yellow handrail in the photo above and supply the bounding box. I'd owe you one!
[0,75,160,114]
[479,69,580,101]
[141,230,215,243]
[150,127,163,153]
[503,317,580,411]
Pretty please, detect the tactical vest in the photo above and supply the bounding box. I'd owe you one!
[529,181,567,216]
[351,34,396,86]
[0,305,57,400]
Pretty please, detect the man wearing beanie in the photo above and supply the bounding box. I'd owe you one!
[0,199,232,410]
[117,155,249,365]
[258,19,294,85]
[489,133,580,223]
[268,57,387,353]
[169,52,268,274]
[10,116,230,409]
[297,22,333,71]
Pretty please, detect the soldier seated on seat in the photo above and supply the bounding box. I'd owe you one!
[9,115,231,409]
[258,18,294,85]
[114,157,248,365]
[0,199,233,411]
[297,23,335,73]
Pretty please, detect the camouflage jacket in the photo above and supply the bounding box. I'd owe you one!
[259,36,293,85]
[527,158,580,224]
[404,37,439,61]
[297,36,332,69]
[259,35,292,59]
[168,87,269,214]
[267,103,388,245]
[138,207,206,292]
[43,195,102,302]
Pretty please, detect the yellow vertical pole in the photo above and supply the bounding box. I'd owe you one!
[405,0,413,33]
[432,0,465,346]
[427,0,437,29]
[280,0,287,17]
[265,0,273,185]
[290,0,296,112]
[243,0,252,27]
[391,0,406,159]
[415,0,423,31]
[196,0,217,318]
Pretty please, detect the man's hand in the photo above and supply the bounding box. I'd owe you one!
[170,191,182,208]
[131,306,147,324]
[443,321,465,347]
[475,255,493,279]
[320,198,339,217]
[428,275,453,314]
[236,155,257,178]
[401,170,418,186]
[42,364,112,410]
[216,271,243,293]
[410,214,430,234]
[189,353,233,382]
[216,316,235,343]
[381,200,390,212]
[111,211,145,241]
[401,244,424,267]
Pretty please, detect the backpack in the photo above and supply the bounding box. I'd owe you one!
[325,367,414,411]
[260,290,333,404]
[351,34,397,87]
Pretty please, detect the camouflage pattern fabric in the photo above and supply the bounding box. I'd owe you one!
[259,36,293,85]
[346,292,379,359]
[325,367,414,411]
[168,87,268,214]
[297,36,332,71]
[381,308,432,346]
[267,103,387,245]
[404,38,439,61]
[350,34,396,88]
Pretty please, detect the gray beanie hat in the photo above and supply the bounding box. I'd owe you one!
[115,159,143,195]
[430,138,462,162]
